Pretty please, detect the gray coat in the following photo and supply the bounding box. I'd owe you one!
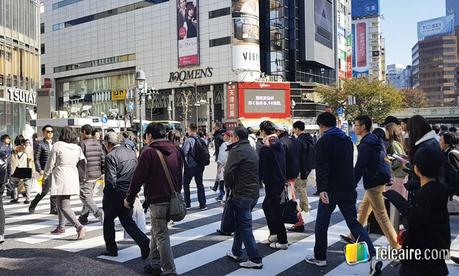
[79,138,105,180]
[224,140,259,199]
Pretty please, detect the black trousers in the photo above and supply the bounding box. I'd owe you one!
[31,177,56,211]
[262,191,288,244]
[103,190,150,253]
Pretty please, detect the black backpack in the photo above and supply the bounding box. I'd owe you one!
[190,136,210,167]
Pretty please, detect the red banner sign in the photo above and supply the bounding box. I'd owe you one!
[227,83,238,119]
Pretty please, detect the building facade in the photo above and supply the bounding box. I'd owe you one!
[351,0,385,81]
[0,0,40,138]
[446,0,459,27]
[336,0,352,83]
[41,0,340,131]
[386,64,412,89]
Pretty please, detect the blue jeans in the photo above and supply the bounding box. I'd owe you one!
[314,190,376,261]
[183,166,206,207]
[231,197,262,263]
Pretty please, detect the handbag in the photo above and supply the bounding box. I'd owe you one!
[280,185,299,224]
[156,149,187,222]
[12,167,32,179]
[125,198,147,239]
[220,191,236,234]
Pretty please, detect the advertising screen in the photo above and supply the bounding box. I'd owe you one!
[232,0,260,72]
[238,82,290,119]
[314,0,333,49]
[417,15,454,41]
[177,0,200,67]
[351,0,380,18]
[352,21,369,77]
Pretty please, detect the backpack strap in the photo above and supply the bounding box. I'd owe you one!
[155,149,176,193]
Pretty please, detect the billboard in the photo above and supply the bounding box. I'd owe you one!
[417,15,455,41]
[352,21,369,77]
[351,0,380,18]
[238,82,290,119]
[227,83,238,119]
[232,0,260,72]
[315,0,333,49]
[177,0,200,67]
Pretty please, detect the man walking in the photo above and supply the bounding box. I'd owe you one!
[125,123,184,275]
[224,126,263,269]
[350,115,398,249]
[305,112,382,275]
[101,132,149,258]
[259,121,288,250]
[29,125,57,214]
[78,124,105,225]
[182,123,207,210]
[211,122,226,191]
[0,138,12,243]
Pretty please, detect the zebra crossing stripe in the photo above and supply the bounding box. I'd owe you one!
[98,197,318,263]
[54,231,125,252]
[174,206,326,274]
[16,224,104,244]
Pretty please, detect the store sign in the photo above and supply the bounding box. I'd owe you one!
[111,89,126,101]
[7,88,36,104]
[168,67,213,82]
[227,83,238,119]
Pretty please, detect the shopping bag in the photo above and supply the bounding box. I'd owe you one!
[18,180,26,194]
[220,196,236,234]
[280,185,299,224]
[124,198,147,239]
[344,239,370,265]
[94,178,104,197]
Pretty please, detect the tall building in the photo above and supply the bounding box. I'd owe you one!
[446,0,459,26]
[0,0,40,138]
[386,64,412,89]
[41,0,339,129]
[412,15,459,106]
[336,0,352,83]
[351,0,385,81]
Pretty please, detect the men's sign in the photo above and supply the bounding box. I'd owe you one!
[7,88,37,105]
[168,67,213,82]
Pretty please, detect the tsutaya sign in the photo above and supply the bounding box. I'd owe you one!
[7,88,37,105]
[168,67,213,83]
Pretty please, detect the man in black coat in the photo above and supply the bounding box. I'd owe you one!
[211,122,226,191]
[305,112,381,276]
[29,125,57,214]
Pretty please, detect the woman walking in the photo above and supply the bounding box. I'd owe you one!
[44,127,87,239]
[385,122,409,199]
[10,135,33,204]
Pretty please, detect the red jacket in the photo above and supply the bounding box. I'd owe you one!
[126,139,184,205]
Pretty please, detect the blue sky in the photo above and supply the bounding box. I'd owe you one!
[380,0,446,66]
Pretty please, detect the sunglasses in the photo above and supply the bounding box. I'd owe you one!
[45,130,53,133]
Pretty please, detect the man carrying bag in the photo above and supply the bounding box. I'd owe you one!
[125,122,184,275]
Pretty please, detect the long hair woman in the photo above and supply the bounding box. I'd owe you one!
[385,123,408,199]
[44,127,87,239]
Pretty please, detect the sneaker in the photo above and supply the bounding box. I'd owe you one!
[9,199,19,204]
[216,229,232,236]
[239,260,263,269]
[226,251,241,262]
[28,201,37,214]
[287,225,305,232]
[0,235,4,244]
[270,242,288,250]
[260,235,277,245]
[369,258,383,276]
[209,186,217,192]
[78,216,89,225]
[186,205,191,210]
[23,200,30,204]
[76,226,86,240]
[305,256,327,267]
[199,205,208,210]
[340,234,356,244]
[50,227,65,235]
[49,209,58,215]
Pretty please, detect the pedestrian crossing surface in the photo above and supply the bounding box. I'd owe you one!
[1,181,459,276]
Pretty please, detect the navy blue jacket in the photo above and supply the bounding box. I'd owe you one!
[259,135,286,196]
[354,133,392,189]
[316,127,355,193]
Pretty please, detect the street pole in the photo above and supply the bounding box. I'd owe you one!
[139,87,143,149]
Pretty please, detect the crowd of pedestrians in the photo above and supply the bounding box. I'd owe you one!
[0,113,458,275]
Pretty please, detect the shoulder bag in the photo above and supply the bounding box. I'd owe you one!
[156,149,187,222]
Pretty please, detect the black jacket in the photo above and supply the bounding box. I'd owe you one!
[79,138,105,180]
[296,132,315,179]
[34,139,52,173]
[259,135,286,196]
[224,140,259,199]
[401,180,450,276]
[279,133,300,180]
[213,128,226,161]
[316,127,355,193]
[354,133,391,189]
[104,145,138,193]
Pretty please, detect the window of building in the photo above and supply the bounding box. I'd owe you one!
[41,64,45,75]
[52,0,83,10]
[53,53,136,73]
[209,7,230,19]
[41,43,45,54]
[40,23,45,34]
[209,36,231,47]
